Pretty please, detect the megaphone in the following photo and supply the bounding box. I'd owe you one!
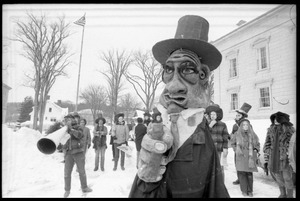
[37,126,69,154]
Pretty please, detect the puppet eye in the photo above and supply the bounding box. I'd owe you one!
[163,64,174,74]
[199,70,206,80]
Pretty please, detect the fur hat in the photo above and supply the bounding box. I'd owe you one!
[270,111,293,126]
[236,102,252,118]
[152,15,222,71]
[205,104,223,121]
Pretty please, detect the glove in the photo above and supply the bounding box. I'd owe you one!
[264,163,269,176]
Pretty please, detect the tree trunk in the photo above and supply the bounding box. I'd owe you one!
[33,88,39,130]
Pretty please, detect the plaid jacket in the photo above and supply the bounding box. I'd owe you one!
[209,121,229,152]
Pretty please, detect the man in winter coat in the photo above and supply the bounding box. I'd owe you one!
[111,113,129,171]
[205,104,229,181]
[62,114,92,198]
[134,117,148,169]
[129,15,229,198]
[230,102,252,185]
[263,111,295,198]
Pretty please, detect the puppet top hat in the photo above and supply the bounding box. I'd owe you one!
[152,15,222,71]
[236,102,252,117]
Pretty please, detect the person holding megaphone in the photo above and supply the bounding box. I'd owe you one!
[62,114,93,198]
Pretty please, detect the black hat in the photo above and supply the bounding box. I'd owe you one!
[152,15,222,71]
[270,111,293,126]
[236,102,252,118]
[205,104,223,121]
[95,117,106,125]
[115,113,124,121]
[152,111,162,123]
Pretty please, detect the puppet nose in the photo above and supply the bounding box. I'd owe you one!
[166,73,187,94]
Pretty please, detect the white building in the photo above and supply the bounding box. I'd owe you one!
[29,100,69,122]
[211,4,296,123]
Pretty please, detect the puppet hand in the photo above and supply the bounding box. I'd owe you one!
[141,134,168,154]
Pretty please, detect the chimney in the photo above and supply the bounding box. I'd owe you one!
[236,20,247,26]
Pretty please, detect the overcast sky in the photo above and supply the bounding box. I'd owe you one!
[2,4,280,104]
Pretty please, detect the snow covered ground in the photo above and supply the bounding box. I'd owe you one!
[1,119,295,198]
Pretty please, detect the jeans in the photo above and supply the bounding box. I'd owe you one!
[64,151,87,191]
[95,146,106,169]
[113,143,125,167]
[238,171,253,194]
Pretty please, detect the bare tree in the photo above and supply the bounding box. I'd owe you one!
[119,93,142,122]
[12,13,73,132]
[124,50,163,111]
[97,49,132,122]
[79,84,108,122]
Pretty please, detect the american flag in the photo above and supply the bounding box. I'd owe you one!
[74,14,86,26]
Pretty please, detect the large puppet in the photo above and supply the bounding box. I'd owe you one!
[129,15,230,198]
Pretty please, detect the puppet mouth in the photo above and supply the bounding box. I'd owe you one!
[164,94,187,106]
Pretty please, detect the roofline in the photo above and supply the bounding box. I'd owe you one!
[2,82,12,90]
[211,4,287,44]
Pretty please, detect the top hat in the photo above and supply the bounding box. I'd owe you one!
[236,103,252,118]
[205,104,223,121]
[152,15,222,71]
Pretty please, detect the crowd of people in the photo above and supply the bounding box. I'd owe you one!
[45,105,296,198]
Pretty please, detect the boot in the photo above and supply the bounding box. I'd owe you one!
[94,167,98,171]
[233,179,240,185]
[82,187,93,193]
[113,160,118,171]
[278,186,287,198]
[286,188,294,198]
[64,191,70,198]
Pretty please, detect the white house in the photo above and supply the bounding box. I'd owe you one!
[211,4,296,124]
[29,100,69,122]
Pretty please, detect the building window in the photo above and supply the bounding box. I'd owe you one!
[230,93,239,110]
[49,107,52,112]
[257,46,268,70]
[226,49,239,79]
[252,37,271,71]
[229,58,238,78]
[259,87,270,108]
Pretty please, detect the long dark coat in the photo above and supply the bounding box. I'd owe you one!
[129,118,230,198]
[134,123,147,151]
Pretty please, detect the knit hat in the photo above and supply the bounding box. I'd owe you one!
[72,112,80,118]
[238,118,251,127]
[115,113,124,122]
[205,104,223,121]
[143,111,151,117]
[152,111,162,123]
[270,111,293,126]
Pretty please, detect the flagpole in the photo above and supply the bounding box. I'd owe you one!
[75,22,85,112]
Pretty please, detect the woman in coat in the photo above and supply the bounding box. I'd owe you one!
[92,117,108,171]
[205,104,229,181]
[263,111,295,198]
[231,118,260,197]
